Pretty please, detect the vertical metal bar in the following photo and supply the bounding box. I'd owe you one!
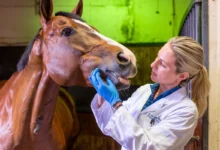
[185,19,187,35]
[187,17,190,36]
[189,10,193,37]
[202,0,209,70]
[195,2,201,42]
[201,0,209,149]
[187,8,192,98]
[192,6,196,39]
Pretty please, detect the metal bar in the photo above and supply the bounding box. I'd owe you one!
[189,10,193,38]
[195,3,201,42]
[201,0,209,149]
[202,0,209,70]
[192,6,196,39]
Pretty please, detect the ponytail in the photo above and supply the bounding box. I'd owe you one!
[191,66,211,117]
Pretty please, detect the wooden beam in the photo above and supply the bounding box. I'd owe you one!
[208,0,220,149]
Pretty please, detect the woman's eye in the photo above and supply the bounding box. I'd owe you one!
[162,63,166,67]
[61,27,76,37]
[160,61,166,67]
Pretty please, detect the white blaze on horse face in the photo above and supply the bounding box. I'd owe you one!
[73,19,137,65]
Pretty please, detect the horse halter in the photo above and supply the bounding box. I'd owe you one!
[82,44,104,55]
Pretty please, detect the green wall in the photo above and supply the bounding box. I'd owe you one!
[0,0,192,45]
[54,0,192,43]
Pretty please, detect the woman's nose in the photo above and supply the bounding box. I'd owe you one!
[150,59,158,68]
[150,58,159,68]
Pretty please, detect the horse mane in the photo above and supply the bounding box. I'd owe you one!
[16,11,84,72]
[17,28,42,72]
[55,11,85,22]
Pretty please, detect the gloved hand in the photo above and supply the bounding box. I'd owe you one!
[89,68,122,106]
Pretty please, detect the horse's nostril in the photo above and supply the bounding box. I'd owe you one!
[117,52,130,65]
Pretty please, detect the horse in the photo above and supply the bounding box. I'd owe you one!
[0,0,137,150]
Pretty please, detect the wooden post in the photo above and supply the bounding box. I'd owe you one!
[208,0,220,149]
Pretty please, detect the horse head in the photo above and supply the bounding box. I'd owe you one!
[17,0,137,90]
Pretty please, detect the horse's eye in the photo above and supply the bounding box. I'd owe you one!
[61,27,76,37]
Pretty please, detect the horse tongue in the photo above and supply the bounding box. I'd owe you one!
[118,77,130,85]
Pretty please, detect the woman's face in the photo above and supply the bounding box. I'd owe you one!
[150,43,183,88]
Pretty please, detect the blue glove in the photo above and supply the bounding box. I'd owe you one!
[89,68,122,106]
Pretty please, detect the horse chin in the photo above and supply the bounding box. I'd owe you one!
[100,70,130,91]
[115,83,130,91]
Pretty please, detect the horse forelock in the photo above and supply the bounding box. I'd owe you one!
[17,29,42,72]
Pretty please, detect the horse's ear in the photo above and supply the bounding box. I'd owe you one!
[40,15,46,27]
[72,0,83,17]
[40,0,53,21]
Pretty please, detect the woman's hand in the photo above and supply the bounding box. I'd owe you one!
[97,94,105,107]
[89,68,121,106]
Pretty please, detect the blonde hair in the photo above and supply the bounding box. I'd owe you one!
[168,36,211,117]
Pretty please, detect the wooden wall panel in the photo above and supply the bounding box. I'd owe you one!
[208,0,220,150]
[72,113,121,150]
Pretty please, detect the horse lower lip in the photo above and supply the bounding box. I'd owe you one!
[104,70,129,85]
[111,73,129,85]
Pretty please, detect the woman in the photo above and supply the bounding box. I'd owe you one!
[89,36,211,150]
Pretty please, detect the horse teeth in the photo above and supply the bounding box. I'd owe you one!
[112,72,117,77]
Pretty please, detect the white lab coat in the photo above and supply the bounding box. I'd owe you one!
[91,84,198,150]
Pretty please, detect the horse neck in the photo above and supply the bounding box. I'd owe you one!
[1,59,60,143]
[29,69,60,134]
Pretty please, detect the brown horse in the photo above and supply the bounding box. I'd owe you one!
[0,0,137,150]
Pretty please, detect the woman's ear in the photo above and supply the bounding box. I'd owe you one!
[178,72,189,81]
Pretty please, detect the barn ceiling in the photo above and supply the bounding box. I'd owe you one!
[0,0,192,45]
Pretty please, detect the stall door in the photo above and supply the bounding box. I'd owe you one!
[179,0,208,150]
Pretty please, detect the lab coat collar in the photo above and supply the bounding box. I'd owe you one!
[141,86,188,113]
